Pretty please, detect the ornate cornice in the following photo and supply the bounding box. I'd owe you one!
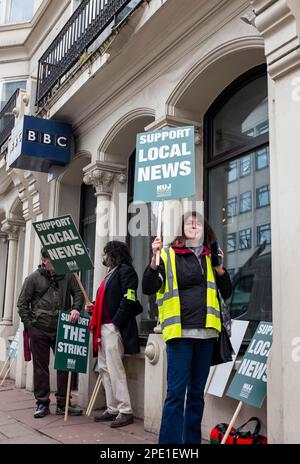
[83,161,126,196]
[252,0,300,79]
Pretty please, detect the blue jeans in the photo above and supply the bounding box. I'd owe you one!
[159,338,215,444]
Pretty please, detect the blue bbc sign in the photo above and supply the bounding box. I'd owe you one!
[8,115,73,173]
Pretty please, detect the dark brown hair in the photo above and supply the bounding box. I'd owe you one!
[103,240,133,268]
[169,211,216,247]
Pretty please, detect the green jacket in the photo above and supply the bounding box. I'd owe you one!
[17,266,84,335]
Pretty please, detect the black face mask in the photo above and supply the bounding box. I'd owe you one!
[102,258,107,267]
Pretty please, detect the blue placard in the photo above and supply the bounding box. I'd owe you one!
[134,126,196,203]
[8,115,73,173]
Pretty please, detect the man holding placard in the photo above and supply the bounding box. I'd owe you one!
[17,248,84,418]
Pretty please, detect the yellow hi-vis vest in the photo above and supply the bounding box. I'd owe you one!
[157,247,222,342]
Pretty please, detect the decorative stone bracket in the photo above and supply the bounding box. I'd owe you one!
[1,218,25,240]
[252,0,300,79]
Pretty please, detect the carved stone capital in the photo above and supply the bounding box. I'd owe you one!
[1,219,24,240]
[83,161,126,196]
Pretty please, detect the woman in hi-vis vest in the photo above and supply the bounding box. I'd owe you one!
[142,211,232,444]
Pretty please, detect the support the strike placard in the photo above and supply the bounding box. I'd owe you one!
[33,214,94,275]
[54,312,90,373]
[134,126,196,203]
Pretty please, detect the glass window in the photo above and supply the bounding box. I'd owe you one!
[256,185,270,208]
[255,146,269,170]
[230,275,254,318]
[1,81,26,109]
[205,65,272,342]
[227,268,237,280]
[212,75,268,156]
[257,121,269,135]
[127,151,158,338]
[240,154,251,177]
[227,233,236,253]
[8,0,34,22]
[257,224,271,245]
[227,197,237,217]
[240,191,252,213]
[79,184,96,301]
[228,160,238,183]
[239,228,252,250]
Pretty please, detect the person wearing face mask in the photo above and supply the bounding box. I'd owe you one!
[85,241,141,428]
[17,248,84,418]
[142,211,232,444]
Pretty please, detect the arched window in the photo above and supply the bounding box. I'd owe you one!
[79,183,96,301]
[127,150,158,341]
[204,64,272,341]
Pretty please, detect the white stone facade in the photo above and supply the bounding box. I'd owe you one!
[0,0,300,443]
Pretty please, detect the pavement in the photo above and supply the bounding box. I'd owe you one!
[0,379,157,445]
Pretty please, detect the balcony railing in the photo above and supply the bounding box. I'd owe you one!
[36,0,142,108]
[0,89,19,149]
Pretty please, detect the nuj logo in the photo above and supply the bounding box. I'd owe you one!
[157,184,172,196]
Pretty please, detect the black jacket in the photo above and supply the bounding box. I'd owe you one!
[102,264,140,354]
[142,249,232,329]
[17,266,84,336]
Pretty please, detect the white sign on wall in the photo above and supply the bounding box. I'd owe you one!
[207,320,249,397]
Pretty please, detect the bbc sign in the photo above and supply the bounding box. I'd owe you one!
[8,116,73,173]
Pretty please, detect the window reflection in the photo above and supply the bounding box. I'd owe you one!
[206,67,271,340]
[213,76,268,156]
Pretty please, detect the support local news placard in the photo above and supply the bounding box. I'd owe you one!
[33,214,94,274]
[134,126,195,202]
[226,321,272,408]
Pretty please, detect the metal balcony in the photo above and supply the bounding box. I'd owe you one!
[0,89,19,149]
[36,0,142,108]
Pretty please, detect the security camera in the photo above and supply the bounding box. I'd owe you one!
[240,9,256,26]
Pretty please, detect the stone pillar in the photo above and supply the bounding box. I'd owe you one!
[252,0,300,444]
[0,233,8,321]
[0,219,23,325]
[79,160,126,408]
[83,161,127,299]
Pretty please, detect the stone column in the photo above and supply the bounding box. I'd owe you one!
[252,0,300,444]
[0,233,8,321]
[0,219,24,325]
[83,161,126,299]
[79,160,126,409]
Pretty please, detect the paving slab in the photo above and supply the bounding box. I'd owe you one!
[0,386,158,445]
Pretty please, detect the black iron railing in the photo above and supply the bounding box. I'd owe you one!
[0,89,19,148]
[36,0,141,108]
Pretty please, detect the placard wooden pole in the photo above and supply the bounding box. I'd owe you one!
[0,358,10,379]
[204,365,217,396]
[74,273,91,305]
[86,374,102,416]
[64,371,72,421]
[155,202,163,266]
[0,358,16,387]
[221,401,243,444]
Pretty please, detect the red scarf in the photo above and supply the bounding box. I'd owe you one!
[89,275,108,352]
